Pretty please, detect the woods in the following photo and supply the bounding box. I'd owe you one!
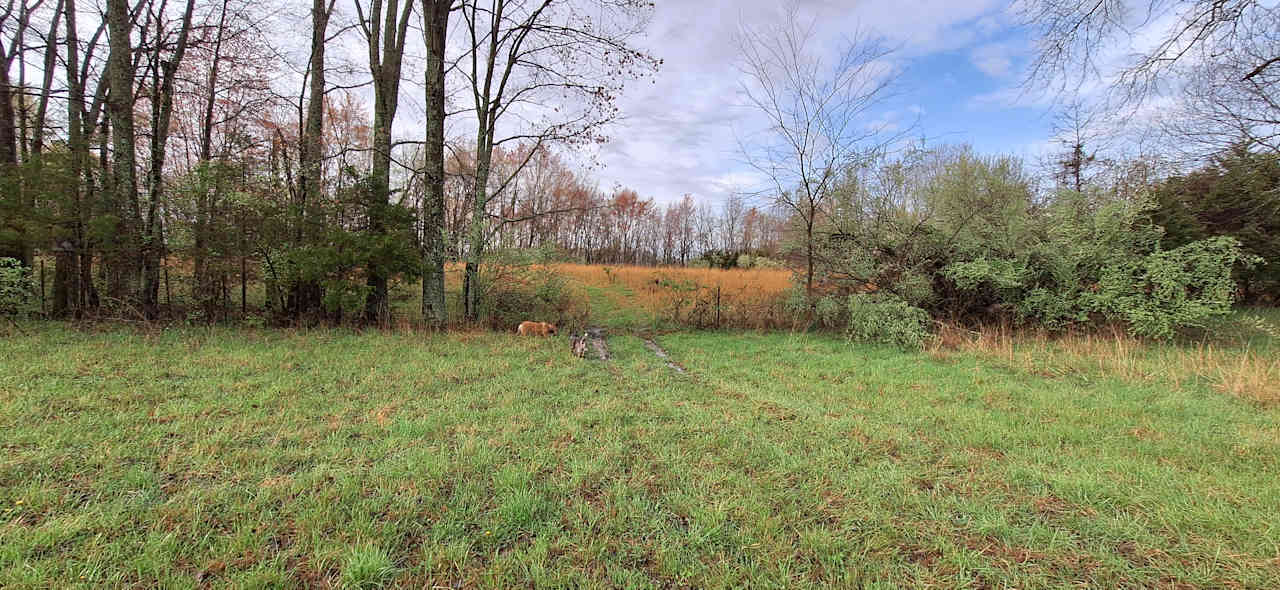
[0,0,676,325]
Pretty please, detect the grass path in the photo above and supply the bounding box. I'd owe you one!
[2,326,1279,588]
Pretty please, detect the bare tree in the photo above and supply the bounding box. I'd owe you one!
[0,0,40,168]
[1160,9,1280,157]
[1050,100,1111,193]
[140,0,197,319]
[672,194,695,265]
[735,4,899,294]
[104,0,139,301]
[1020,0,1279,156]
[1021,1,1275,92]
[720,194,744,253]
[455,0,658,320]
[21,0,63,158]
[0,0,55,267]
[350,0,414,324]
[288,0,337,318]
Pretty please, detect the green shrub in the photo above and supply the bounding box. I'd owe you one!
[739,254,785,269]
[1148,146,1280,303]
[814,295,844,329]
[781,285,811,327]
[1091,236,1257,339]
[0,257,35,318]
[846,294,931,350]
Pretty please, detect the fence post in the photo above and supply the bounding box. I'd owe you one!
[715,284,721,328]
[39,258,46,316]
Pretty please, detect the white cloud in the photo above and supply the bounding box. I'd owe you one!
[970,42,1019,78]
[594,0,1014,205]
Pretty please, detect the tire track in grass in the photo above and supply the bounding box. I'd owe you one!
[642,336,686,374]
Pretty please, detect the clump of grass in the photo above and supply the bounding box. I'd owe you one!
[341,545,398,589]
[931,319,1280,405]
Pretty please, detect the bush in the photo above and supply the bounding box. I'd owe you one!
[846,293,931,350]
[699,249,739,269]
[1091,236,1257,339]
[475,259,588,331]
[738,254,785,270]
[807,146,1263,339]
[814,295,844,329]
[1148,146,1280,304]
[781,285,810,326]
[0,257,35,319]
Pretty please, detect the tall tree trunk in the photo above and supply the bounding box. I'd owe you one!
[0,52,17,169]
[193,0,229,317]
[34,0,69,315]
[420,0,450,327]
[141,0,196,319]
[290,0,334,320]
[55,0,85,316]
[105,0,139,304]
[461,0,505,323]
[360,0,414,326]
[0,5,24,266]
[464,136,492,321]
[30,0,62,159]
[804,208,815,296]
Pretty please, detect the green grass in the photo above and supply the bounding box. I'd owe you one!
[577,282,670,331]
[3,325,1279,588]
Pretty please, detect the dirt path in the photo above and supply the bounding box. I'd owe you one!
[572,327,684,375]
[642,337,686,374]
[573,327,611,361]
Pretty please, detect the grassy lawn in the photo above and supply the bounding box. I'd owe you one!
[3,325,1279,588]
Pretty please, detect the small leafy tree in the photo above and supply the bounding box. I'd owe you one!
[846,293,931,350]
[0,257,36,321]
[1093,237,1258,339]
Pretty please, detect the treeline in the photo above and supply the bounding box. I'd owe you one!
[0,0,1274,337]
[439,147,785,267]
[727,2,1278,343]
[0,0,687,326]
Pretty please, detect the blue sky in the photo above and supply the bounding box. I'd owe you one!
[593,0,1061,205]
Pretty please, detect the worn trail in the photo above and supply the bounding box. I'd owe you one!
[643,337,686,374]
[572,327,611,361]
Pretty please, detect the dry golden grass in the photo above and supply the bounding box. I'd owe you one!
[931,322,1280,406]
[552,263,795,328]
[554,263,792,295]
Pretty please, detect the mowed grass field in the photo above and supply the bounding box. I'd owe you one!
[3,317,1280,588]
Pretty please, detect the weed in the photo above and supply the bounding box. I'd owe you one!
[341,545,398,589]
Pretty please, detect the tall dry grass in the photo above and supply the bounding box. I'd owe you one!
[931,322,1280,406]
[552,263,795,328]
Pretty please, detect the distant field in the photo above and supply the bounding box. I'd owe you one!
[552,263,794,329]
[3,324,1279,588]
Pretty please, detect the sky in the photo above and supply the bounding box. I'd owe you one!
[590,0,1057,205]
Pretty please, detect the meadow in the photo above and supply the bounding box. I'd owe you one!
[3,266,1280,588]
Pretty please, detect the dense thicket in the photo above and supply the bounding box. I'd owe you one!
[1148,147,1280,303]
[793,144,1270,340]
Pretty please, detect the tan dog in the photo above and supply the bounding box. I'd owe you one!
[516,321,557,336]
